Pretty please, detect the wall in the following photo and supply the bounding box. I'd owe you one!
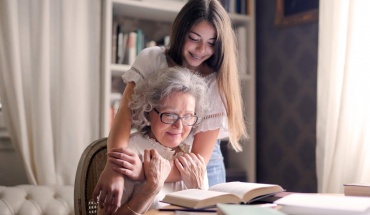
[255,0,318,192]
[0,112,28,185]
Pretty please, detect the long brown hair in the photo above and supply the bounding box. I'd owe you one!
[167,0,248,151]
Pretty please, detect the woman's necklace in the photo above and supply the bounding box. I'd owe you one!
[144,135,189,160]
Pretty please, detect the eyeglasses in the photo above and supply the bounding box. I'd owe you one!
[153,108,198,126]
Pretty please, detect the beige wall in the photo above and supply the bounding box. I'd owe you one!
[0,112,28,185]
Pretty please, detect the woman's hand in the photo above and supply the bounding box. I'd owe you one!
[142,149,171,194]
[175,153,206,189]
[108,147,145,181]
[92,162,124,214]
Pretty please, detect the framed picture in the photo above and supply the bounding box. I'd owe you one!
[275,0,319,27]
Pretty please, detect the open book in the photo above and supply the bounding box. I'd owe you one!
[344,183,370,197]
[161,181,284,209]
[274,193,370,215]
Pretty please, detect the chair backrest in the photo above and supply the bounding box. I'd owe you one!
[74,137,107,215]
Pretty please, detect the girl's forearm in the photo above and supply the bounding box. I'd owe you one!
[191,129,220,164]
[107,82,135,150]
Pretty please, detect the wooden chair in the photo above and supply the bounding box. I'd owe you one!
[74,137,107,215]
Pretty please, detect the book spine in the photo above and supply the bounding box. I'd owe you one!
[229,0,235,14]
[127,31,137,65]
[121,33,128,64]
[111,18,118,64]
[117,24,124,64]
[235,0,241,14]
[136,29,143,56]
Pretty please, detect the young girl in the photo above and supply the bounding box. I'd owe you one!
[94,0,247,213]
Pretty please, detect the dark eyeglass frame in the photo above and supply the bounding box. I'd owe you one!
[153,108,198,126]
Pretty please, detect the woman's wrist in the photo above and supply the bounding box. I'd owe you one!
[142,181,162,195]
[126,203,141,215]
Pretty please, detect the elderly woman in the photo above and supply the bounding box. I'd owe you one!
[97,67,209,215]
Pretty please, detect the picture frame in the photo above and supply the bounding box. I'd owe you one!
[275,0,319,27]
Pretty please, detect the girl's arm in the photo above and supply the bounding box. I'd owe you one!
[191,129,220,164]
[93,82,136,214]
[110,149,171,215]
[107,82,135,150]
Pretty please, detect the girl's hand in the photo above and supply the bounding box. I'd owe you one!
[108,147,145,181]
[143,149,171,194]
[175,153,206,189]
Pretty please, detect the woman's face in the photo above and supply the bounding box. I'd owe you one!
[148,92,196,148]
[182,20,216,71]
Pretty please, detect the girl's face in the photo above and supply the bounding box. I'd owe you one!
[182,20,216,71]
[148,92,196,149]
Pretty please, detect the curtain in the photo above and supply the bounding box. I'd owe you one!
[0,0,101,185]
[316,0,370,193]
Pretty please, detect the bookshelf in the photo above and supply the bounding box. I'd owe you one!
[101,0,256,182]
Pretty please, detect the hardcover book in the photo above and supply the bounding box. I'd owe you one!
[344,183,370,197]
[161,181,284,209]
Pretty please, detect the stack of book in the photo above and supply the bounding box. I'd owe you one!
[160,181,370,215]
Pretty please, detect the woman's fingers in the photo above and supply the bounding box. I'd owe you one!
[98,189,107,209]
[177,153,201,168]
[196,153,205,165]
[144,149,171,183]
[175,158,185,172]
[175,153,206,189]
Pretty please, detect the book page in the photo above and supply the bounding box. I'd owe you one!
[166,189,232,201]
[209,182,280,200]
[162,189,241,208]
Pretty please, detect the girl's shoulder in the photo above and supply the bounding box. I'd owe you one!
[133,46,168,69]
[137,46,166,60]
[125,46,168,80]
